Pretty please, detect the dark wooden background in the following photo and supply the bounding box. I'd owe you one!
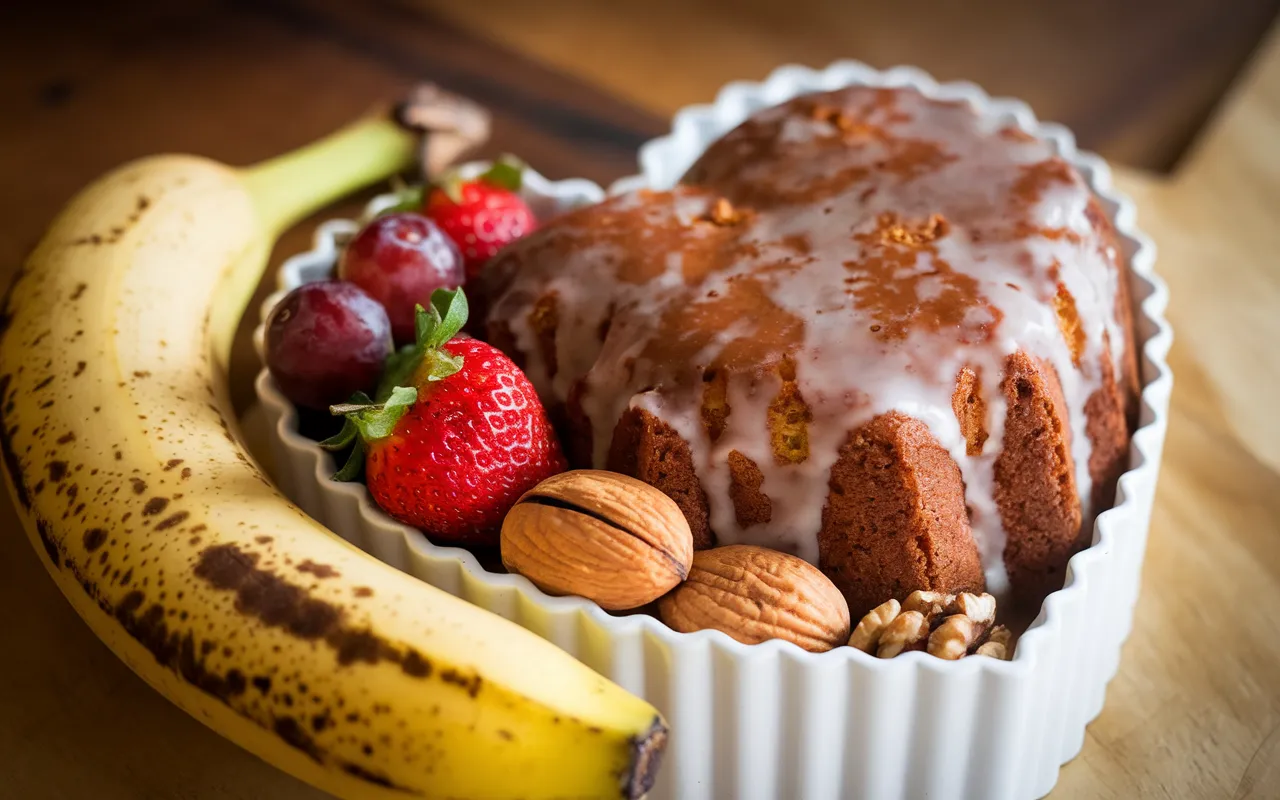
[6,0,1277,413]
[1,1,1278,798]
[422,0,1280,171]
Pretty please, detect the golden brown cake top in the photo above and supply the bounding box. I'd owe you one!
[483,86,1129,590]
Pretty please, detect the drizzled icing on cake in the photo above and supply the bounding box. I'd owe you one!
[484,87,1127,594]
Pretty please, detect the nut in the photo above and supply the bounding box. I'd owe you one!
[657,544,851,652]
[500,470,693,610]
[949,591,996,626]
[849,598,900,653]
[924,592,998,659]
[975,625,1012,660]
[876,610,929,658]
[902,590,952,618]
[849,590,1009,660]
[928,615,980,660]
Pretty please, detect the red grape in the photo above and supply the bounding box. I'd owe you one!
[338,212,464,344]
[265,281,392,410]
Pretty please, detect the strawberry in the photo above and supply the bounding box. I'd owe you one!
[323,287,565,544]
[424,158,538,281]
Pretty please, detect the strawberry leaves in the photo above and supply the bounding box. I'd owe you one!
[323,387,418,481]
[330,386,419,440]
[434,155,524,203]
[418,287,469,355]
[377,287,468,396]
[326,287,470,482]
[319,390,368,481]
[478,156,524,192]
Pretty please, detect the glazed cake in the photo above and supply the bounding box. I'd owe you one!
[480,86,1139,616]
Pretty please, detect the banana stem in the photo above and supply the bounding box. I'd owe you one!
[243,112,418,237]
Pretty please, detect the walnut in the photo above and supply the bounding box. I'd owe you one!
[876,610,930,658]
[928,615,981,660]
[848,598,900,653]
[975,626,1013,660]
[902,590,952,617]
[949,591,996,626]
[848,590,1011,660]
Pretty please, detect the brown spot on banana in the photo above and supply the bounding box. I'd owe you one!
[273,717,322,762]
[340,762,408,791]
[153,511,188,531]
[296,560,339,578]
[0,398,30,510]
[36,517,60,565]
[83,527,107,551]
[193,543,447,682]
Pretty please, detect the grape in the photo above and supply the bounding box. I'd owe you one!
[265,281,392,410]
[338,212,464,344]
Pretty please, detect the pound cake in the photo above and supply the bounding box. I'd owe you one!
[480,86,1139,616]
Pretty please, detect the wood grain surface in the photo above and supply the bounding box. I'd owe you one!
[424,0,1280,173]
[1,1,1278,798]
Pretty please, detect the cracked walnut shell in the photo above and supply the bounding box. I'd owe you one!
[658,544,852,652]
[501,470,694,610]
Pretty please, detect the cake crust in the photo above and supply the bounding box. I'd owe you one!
[995,352,1084,603]
[605,407,714,550]
[819,412,985,617]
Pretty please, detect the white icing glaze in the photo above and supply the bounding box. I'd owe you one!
[485,87,1129,593]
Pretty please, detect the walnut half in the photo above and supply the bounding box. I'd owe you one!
[848,590,1012,661]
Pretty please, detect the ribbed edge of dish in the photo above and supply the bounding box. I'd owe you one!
[253,62,1172,800]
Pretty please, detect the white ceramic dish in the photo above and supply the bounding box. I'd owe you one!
[254,61,1172,800]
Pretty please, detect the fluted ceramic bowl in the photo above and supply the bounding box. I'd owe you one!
[254,61,1172,800]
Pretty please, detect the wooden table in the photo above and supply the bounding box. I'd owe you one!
[2,2,1278,797]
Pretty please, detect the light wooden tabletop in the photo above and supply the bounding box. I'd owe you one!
[1,3,1278,798]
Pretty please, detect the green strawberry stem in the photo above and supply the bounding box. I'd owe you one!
[244,111,418,238]
[324,287,470,482]
[376,288,469,397]
[480,156,525,191]
[435,154,525,203]
[330,386,419,441]
[329,401,390,416]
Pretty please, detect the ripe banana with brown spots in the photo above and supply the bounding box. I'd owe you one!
[0,105,666,798]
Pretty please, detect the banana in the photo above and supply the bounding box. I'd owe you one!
[0,106,666,798]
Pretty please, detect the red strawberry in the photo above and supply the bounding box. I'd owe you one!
[325,288,565,544]
[425,159,537,281]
